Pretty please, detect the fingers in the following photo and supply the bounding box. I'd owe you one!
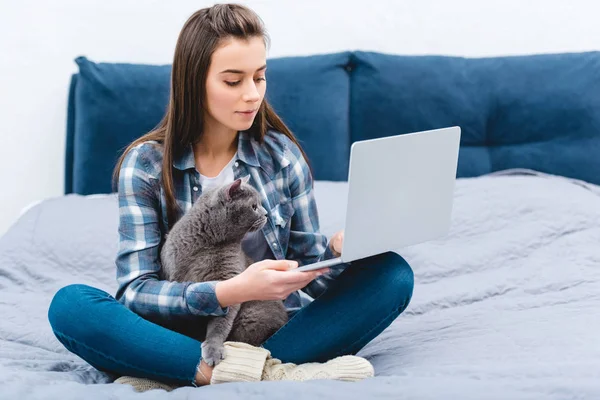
[261,259,298,271]
[261,260,328,285]
[282,269,325,285]
[277,270,309,284]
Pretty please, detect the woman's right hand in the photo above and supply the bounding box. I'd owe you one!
[240,259,329,301]
[215,260,329,306]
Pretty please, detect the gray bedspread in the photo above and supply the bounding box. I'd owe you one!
[1,170,599,399]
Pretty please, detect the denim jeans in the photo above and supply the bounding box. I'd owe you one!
[47,251,414,386]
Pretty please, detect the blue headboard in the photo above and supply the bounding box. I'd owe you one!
[66,51,600,195]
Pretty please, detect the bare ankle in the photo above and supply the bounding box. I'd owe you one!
[195,360,213,386]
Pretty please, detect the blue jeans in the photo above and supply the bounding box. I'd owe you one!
[47,252,413,386]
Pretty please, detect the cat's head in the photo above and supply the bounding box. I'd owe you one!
[202,175,268,239]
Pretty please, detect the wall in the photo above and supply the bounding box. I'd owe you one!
[1,0,599,235]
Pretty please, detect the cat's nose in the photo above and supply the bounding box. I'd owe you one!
[260,206,268,216]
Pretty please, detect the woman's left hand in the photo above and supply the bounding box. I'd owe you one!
[329,230,344,257]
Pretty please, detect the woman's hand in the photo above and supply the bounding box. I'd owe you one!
[329,230,344,257]
[216,259,328,306]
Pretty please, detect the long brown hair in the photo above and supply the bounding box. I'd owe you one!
[112,3,311,230]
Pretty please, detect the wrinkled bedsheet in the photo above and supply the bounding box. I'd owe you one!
[1,170,599,399]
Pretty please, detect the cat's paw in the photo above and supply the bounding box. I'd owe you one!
[201,341,226,367]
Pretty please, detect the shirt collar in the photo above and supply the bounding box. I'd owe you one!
[172,144,196,171]
[236,130,261,168]
[173,131,260,171]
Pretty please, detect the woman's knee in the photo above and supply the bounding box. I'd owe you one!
[48,284,110,339]
[376,251,414,312]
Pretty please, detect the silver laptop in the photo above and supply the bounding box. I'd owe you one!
[296,126,461,272]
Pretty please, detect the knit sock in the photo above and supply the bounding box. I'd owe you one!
[209,341,271,385]
[261,355,375,382]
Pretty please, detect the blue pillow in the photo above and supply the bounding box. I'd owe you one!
[350,51,600,184]
[265,52,352,181]
[69,56,171,194]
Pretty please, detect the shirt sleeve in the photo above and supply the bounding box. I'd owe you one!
[115,145,229,323]
[284,143,348,299]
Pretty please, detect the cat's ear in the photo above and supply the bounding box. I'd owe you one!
[226,178,242,201]
[241,174,251,185]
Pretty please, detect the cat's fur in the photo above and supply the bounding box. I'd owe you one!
[160,175,289,366]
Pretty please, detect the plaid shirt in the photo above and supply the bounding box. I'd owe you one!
[115,130,341,324]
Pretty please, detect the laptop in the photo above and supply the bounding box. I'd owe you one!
[296,126,461,272]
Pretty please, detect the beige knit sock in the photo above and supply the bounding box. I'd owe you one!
[114,376,176,392]
[209,341,271,385]
[261,355,375,382]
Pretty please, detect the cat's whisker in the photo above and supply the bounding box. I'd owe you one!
[250,216,267,231]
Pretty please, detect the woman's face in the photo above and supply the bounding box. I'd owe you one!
[204,36,267,133]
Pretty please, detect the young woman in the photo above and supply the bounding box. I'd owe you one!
[48,4,414,392]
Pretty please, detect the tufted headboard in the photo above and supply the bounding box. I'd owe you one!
[65,51,600,195]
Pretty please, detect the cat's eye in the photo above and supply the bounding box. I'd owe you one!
[252,204,258,211]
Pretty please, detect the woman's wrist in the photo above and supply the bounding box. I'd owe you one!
[215,275,249,307]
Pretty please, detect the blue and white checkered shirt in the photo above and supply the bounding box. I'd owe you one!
[115,130,341,324]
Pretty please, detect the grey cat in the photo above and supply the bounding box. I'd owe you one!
[160,175,289,366]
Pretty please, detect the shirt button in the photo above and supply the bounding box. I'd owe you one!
[234,161,239,168]
[193,186,199,192]
[272,242,278,249]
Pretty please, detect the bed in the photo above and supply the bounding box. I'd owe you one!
[2,51,600,399]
